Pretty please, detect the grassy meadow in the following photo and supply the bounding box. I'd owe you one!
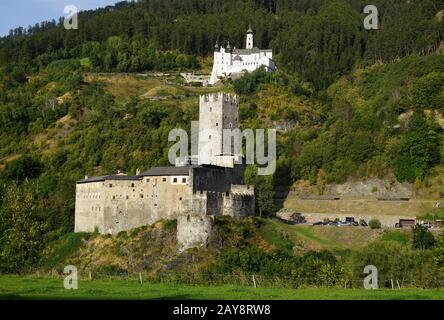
[1,276,444,300]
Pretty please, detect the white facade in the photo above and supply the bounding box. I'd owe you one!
[209,27,276,85]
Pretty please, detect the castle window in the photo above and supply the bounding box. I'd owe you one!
[113,196,116,200]
[179,197,182,201]
[109,184,113,188]
[131,183,135,188]
[187,215,190,222]
[163,178,166,182]
[126,195,129,199]
[173,178,178,183]
[147,178,150,182]
[140,194,144,198]
[182,178,186,183]
[216,122,219,127]
[226,192,230,197]
[209,135,212,140]
[210,107,212,112]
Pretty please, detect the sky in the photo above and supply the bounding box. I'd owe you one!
[0,0,120,36]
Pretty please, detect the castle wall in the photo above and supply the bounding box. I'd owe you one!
[75,164,252,236]
[75,182,105,233]
[142,174,191,223]
[223,185,255,218]
[75,174,192,235]
[177,214,213,250]
[210,48,275,84]
[101,179,148,234]
[192,166,244,193]
[189,184,255,218]
[206,192,224,215]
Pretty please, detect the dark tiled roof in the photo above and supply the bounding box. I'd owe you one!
[232,47,272,55]
[77,175,141,184]
[78,165,201,183]
[141,166,193,176]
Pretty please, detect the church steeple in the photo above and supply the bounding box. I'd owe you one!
[246,25,254,49]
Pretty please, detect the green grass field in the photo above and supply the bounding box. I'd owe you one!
[1,276,444,300]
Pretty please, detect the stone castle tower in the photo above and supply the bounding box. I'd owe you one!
[198,93,240,166]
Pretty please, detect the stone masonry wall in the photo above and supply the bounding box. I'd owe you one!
[75,181,105,233]
[177,214,213,250]
[75,174,191,235]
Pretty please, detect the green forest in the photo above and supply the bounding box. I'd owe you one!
[0,0,444,274]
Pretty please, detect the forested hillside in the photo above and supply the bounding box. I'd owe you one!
[0,0,444,272]
[1,0,443,87]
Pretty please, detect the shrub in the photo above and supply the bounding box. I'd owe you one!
[189,81,202,87]
[412,224,436,250]
[381,230,409,246]
[1,155,44,181]
[117,230,128,239]
[43,232,90,271]
[163,219,177,230]
[368,219,382,229]
[93,264,127,276]
[346,241,425,287]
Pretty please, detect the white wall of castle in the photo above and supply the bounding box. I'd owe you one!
[210,48,275,85]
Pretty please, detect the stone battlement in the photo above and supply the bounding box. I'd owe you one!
[199,92,238,105]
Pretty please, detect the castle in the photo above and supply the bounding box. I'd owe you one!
[209,26,276,85]
[75,93,255,249]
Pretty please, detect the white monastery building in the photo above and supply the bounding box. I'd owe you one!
[209,26,276,85]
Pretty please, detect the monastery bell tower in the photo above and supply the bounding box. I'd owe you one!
[246,25,254,49]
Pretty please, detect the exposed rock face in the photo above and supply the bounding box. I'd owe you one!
[328,179,413,198]
[292,178,414,198]
[276,209,306,224]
